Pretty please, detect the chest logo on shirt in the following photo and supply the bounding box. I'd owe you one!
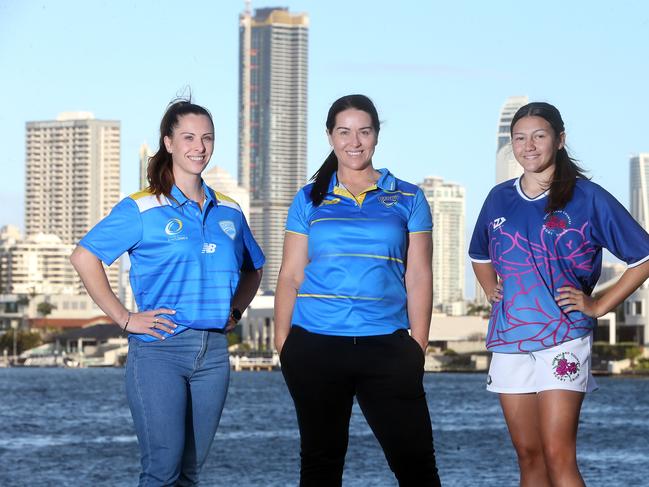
[164,218,188,241]
[492,217,506,230]
[201,243,216,254]
[219,220,237,240]
[378,195,399,208]
[543,210,571,236]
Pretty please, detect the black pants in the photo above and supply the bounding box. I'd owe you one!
[281,326,441,487]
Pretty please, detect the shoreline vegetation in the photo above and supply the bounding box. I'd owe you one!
[3,336,648,376]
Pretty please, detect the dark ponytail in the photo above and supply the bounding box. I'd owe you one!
[147,99,213,198]
[310,151,338,206]
[510,102,587,213]
[310,94,380,206]
[546,147,586,212]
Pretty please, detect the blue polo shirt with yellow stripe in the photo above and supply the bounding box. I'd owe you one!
[286,168,433,336]
[80,182,265,342]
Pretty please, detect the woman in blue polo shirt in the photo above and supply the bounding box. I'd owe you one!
[70,100,264,485]
[275,94,441,486]
[470,102,649,486]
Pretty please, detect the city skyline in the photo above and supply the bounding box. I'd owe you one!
[2,1,648,296]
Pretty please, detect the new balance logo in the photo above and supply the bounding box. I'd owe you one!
[201,243,216,254]
[492,217,506,230]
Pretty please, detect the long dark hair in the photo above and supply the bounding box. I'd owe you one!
[309,94,381,205]
[510,102,587,212]
[147,99,214,197]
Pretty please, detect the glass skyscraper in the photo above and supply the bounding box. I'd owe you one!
[239,6,309,292]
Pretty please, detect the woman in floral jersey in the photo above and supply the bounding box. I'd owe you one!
[470,102,649,486]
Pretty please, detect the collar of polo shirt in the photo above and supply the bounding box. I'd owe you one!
[167,181,215,208]
[327,167,397,194]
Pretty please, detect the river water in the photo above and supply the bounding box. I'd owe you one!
[0,369,647,486]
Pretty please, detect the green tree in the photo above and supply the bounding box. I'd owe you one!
[467,303,491,318]
[0,330,42,355]
[625,345,643,367]
[37,301,56,317]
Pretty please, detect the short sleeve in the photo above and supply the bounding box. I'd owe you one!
[79,197,143,266]
[591,187,649,267]
[240,213,265,271]
[469,195,492,263]
[285,189,310,236]
[408,188,433,233]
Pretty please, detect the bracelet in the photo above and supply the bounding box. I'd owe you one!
[122,312,132,332]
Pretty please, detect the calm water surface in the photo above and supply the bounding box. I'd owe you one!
[0,369,648,486]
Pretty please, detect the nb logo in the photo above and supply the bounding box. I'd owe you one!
[492,217,506,230]
[201,243,216,254]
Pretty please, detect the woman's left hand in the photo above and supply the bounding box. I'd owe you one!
[225,316,238,332]
[555,286,603,318]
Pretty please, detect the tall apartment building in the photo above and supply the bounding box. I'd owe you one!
[25,112,121,290]
[626,153,649,344]
[239,6,309,292]
[419,176,466,314]
[495,96,528,184]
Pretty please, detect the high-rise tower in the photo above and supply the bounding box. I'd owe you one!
[239,6,309,292]
[495,96,528,184]
[25,112,121,244]
[626,153,649,343]
[419,176,466,314]
[25,112,121,290]
[630,153,649,230]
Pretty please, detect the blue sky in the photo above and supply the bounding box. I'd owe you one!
[1,0,648,294]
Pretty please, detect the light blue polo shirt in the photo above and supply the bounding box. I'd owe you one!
[80,182,265,342]
[286,168,433,336]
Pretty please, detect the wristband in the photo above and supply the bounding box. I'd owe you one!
[122,312,132,332]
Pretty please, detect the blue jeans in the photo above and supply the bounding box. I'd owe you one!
[125,329,230,486]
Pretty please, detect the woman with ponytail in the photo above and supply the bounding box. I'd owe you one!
[470,102,649,486]
[71,99,264,485]
[275,94,441,485]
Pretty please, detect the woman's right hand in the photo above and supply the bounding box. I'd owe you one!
[275,334,287,355]
[487,283,503,304]
[125,308,177,340]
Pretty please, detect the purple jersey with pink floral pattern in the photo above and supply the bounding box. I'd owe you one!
[470,177,649,353]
